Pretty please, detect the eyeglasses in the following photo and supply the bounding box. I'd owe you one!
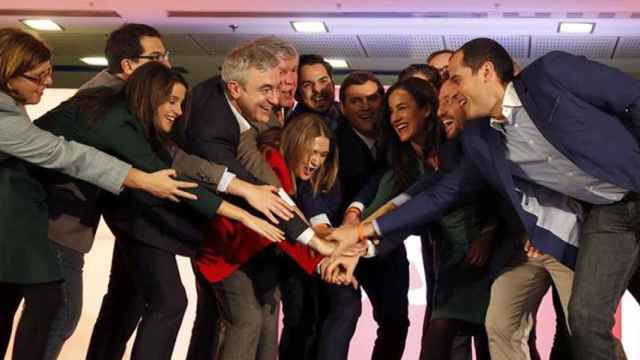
[136,51,170,62]
[19,66,53,86]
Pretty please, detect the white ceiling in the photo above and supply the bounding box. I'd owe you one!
[2,1,640,86]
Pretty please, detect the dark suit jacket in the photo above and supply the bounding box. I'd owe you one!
[335,121,387,214]
[179,75,308,242]
[376,51,640,269]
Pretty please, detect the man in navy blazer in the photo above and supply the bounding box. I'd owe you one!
[328,38,640,360]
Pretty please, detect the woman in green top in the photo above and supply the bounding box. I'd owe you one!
[366,76,495,360]
[41,62,284,359]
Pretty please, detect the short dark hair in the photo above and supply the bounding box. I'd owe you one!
[456,38,514,84]
[298,54,333,80]
[397,64,442,88]
[426,49,453,64]
[339,71,384,104]
[105,23,162,74]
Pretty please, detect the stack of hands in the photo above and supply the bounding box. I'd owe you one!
[249,190,508,289]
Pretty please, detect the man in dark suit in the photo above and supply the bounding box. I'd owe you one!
[315,71,410,360]
[181,42,331,360]
[327,38,640,360]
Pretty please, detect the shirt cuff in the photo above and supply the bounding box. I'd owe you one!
[111,162,132,195]
[391,193,411,207]
[216,169,235,192]
[296,227,315,245]
[347,202,365,213]
[372,220,382,237]
[363,240,377,258]
[310,214,332,227]
[278,188,297,207]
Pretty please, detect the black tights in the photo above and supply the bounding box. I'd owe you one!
[421,319,490,360]
[0,282,64,360]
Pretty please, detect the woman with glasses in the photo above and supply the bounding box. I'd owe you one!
[0,28,195,360]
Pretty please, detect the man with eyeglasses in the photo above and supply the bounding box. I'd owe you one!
[80,23,170,92]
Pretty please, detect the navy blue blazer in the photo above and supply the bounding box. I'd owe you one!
[377,51,640,268]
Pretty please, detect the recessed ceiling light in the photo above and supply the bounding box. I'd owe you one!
[80,57,109,66]
[325,58,349,69]
[291,21,328,33]
[558,22,595,34]
[20,19,63,31]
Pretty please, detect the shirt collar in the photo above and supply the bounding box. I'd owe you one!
[352,127,376,151]
[490,82,521,130]
[225,93,252,133]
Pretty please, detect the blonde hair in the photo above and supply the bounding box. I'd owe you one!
[280,113,338,196]
[0,28,51,95]
[221,43,279,88]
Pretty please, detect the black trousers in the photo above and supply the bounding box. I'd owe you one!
[569,194,640,360]
[186,261,223,360]
[279,261,323,360]
[86,238,187,360]
[0,281,63,360]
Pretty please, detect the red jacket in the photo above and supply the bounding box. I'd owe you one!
[196,148,323,283]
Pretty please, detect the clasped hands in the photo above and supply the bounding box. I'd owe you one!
[312,221,378,289]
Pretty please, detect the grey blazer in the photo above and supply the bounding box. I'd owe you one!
[0,91,130,193]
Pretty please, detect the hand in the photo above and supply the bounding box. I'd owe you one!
[243,184,294,223]
[466,232,493,267]
[129,168,198,202]
[320,255,361,287]
[240,213,285,243]
[340,242,369,257]
[308,236,337,256]
[524,239,542,258]
[312,224,332,238]
[326,225,363,257]
[342,208,362,226]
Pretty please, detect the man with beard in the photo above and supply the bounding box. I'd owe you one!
[289,54,342,131]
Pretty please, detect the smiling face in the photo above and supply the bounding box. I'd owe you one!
[295,135,331,181]
[299,63,335,113]
[388,88,430,143]
[154,82,187,134]
[229,66,280,123]
[448,51,498,120]
[7,60,53,105]
[341,80,382,138]
[437,80,467,139]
